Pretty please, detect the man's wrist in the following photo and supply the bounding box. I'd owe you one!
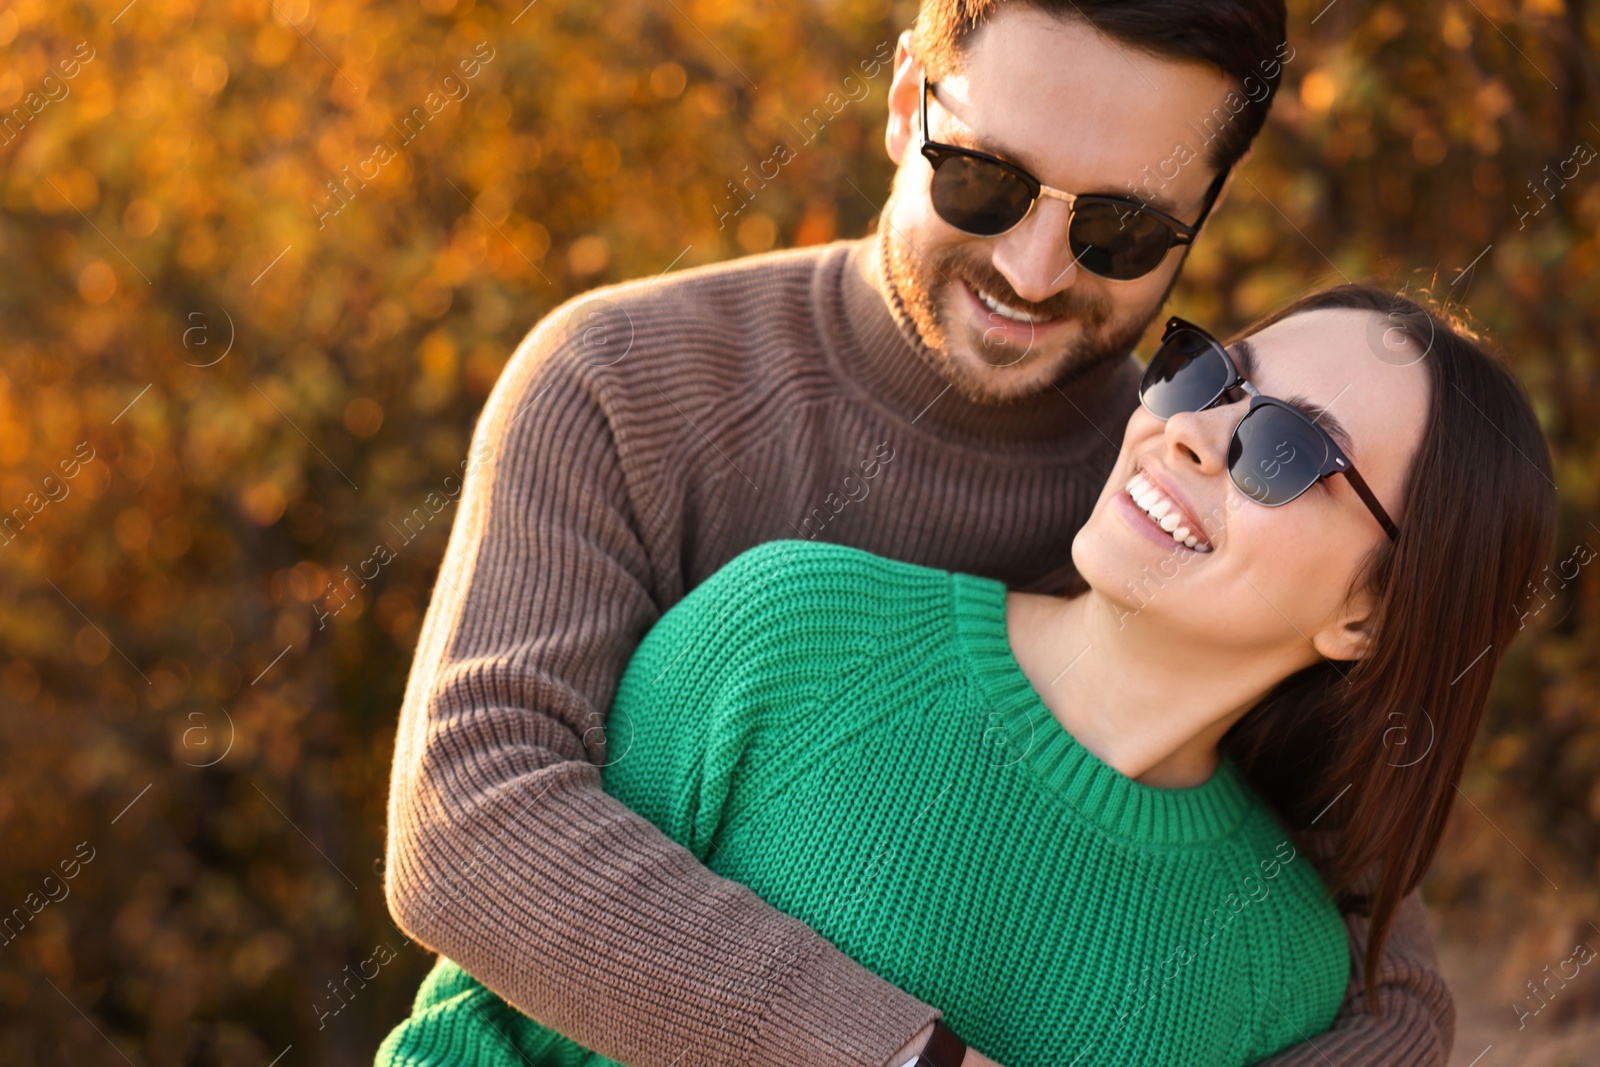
[887,1021,936,1067]
[888,1019,969,1067]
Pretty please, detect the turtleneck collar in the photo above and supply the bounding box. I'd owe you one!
[814,225,1142,455]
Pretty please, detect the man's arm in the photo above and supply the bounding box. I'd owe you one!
[1254,863,1455,1065]
[383,297,942,1067]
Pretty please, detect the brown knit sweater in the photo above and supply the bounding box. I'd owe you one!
[383,228,1455,1067]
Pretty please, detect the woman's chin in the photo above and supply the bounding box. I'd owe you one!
[1072,520,1188,618]
[1070,529,1134,598]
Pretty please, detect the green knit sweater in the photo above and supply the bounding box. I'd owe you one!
[376,540,1349,1067]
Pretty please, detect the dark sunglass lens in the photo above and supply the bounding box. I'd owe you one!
[1140,331,1232,418]
[1069,202,1173,281]
[1229,405,1330,505]
[928,153,1034,235]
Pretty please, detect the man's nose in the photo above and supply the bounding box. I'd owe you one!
[986,196,1081,305]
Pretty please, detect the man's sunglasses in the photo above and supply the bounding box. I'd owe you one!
[1139,316,1400,540]
[918,73,1229,282]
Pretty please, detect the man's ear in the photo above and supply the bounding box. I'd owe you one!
[884,31,919,166]
[1310,588,1377,663]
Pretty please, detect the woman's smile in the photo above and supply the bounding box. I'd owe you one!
[1121,466,1214,552]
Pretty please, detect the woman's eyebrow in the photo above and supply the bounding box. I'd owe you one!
[1229,338,1260,379]
[1287,394,1357,456]
[1229,338,1359,456]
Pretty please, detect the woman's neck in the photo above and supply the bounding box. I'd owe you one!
[1004,588,1299,789]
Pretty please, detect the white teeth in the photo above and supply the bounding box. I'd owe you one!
[975,287,1051,324]
[1125,473,1213,553]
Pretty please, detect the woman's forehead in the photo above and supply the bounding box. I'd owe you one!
[1238,308,1431,464]
[1242,308,1424,388]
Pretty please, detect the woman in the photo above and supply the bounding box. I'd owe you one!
[376,285,1555,1067]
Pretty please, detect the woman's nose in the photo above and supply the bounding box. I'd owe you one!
[1161,405,1235,474]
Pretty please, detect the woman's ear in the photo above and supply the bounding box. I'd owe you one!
[883,32,919,166]
[1310,589,1377,662]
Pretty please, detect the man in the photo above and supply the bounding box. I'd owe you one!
[384,2,1455,1064]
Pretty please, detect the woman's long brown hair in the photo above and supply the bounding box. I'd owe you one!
[1217,285,1558,1014]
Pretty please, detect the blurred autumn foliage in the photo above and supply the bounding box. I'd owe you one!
[0,0,1596,1063]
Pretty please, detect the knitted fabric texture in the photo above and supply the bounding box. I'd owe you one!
[382,227,1451,1067]
[378,539,1349,1067]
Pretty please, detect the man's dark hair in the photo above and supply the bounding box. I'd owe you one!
[909,0,1291,174]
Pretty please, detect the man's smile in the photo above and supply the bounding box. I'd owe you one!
[956,278,1072,356]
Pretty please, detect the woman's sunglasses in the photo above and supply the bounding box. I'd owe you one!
[1139,317,1401,541]
[918,73,1229,282]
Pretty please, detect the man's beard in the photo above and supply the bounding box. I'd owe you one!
[881,214,1175,406]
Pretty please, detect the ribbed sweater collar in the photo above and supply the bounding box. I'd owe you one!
[814,227,1141,453]
[947,570,1254,846]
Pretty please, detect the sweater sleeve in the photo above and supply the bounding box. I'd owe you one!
[1249,882,1454,1066]
[382,297,942,1067]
